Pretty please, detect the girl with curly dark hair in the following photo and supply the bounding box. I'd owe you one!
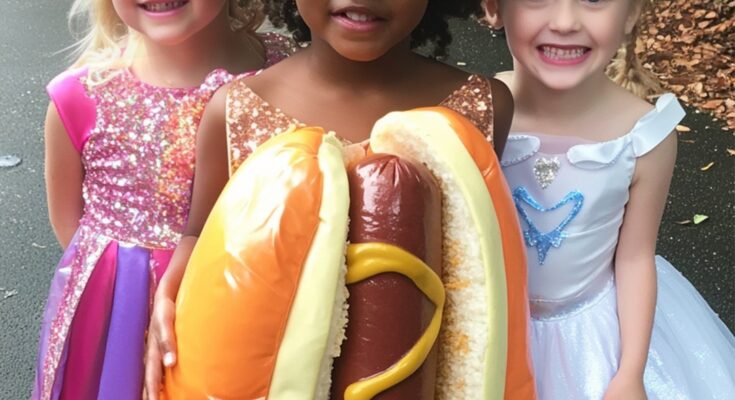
[268,0,485,58]
[146,2,526,397]
[219,0,513,149]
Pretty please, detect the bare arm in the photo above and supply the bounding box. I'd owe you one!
[44,102,84,249]
[145,84,231,399]
[606,131,677,398]
[155,84,232,304]
[489,77,513,159]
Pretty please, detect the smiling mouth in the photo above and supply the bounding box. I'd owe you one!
[141,1,189,13]
[539,45,590,60]
[341,11,378,22]
[331,6,385,23]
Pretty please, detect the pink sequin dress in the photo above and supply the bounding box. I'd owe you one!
[33,34,294,400]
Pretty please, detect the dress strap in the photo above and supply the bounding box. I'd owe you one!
[199,69,237,95]
[47,67,97,153]
[630,93,685,157]
[440,74,495,142]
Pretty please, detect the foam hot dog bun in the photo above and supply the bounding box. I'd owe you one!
[435,108,536,400]
[164,127,350,399]
[370,107,509,399]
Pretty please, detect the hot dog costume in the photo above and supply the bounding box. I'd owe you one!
[163,76,536,399]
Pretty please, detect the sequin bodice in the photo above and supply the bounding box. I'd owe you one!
[78,69,234,249]
[225,74,496,174]
[500,94,684,314]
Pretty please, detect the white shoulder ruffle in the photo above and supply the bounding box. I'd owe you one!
[567,93,684,168]
[501,94,685,169]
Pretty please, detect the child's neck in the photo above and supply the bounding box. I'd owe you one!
[513,70,612,123]
[302,38,419,90]
[509,64,651,140]
[511,63,615,133]
[131,11,263,88]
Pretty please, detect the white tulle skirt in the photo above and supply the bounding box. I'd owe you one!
[530,256,735,399]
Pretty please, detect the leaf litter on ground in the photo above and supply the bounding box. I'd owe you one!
[635,0,734,130]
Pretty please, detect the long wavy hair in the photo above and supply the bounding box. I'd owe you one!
[606,0,663,99]
[67,0,266,71]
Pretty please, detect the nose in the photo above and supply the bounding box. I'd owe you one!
[548,1,582,33]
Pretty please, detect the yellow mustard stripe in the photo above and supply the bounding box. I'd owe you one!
[343,243,445,400]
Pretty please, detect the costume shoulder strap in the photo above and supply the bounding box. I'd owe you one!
[225,77,254,176]
[442,74,495,142]
[46,67,97,153]
[630,93,685,157]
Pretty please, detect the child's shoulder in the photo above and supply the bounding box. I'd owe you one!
[436,65,513,150]
[610,84,656,123]
[48,66,89,92]
[572,91,684,165]
[626,92,684,158]
[416,58,504,105]
[600,85,683,148]
[421,59,474,93]
[428,62,511,104]
[418,59,510,107]
[47,67,97,153]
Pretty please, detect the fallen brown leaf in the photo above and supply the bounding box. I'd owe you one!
[702,99,724,109]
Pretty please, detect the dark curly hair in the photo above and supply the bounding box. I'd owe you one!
[265,0,484,57]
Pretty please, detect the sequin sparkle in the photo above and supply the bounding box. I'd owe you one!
[226,74,498,174]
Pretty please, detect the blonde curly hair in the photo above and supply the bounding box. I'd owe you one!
[606,0,663,99]
[67,0,265,70]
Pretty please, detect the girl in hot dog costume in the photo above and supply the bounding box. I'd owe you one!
[145,0,536,398]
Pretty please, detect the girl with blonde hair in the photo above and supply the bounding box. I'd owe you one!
[484,0,735,398]
[33,1,292,399]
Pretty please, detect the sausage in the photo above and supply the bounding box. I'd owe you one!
[331,153,443,399]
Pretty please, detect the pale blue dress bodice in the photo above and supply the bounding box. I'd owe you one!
[501,93,684,318]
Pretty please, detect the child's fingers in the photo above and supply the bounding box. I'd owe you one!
[144,338,162,400]
[155,302,178,367]
[342,141,369,167]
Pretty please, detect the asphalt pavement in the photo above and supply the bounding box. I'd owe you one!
[0,2,732,398]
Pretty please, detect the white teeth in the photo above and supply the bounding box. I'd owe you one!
[542,46,586,60]
[344,11,374,22]
[143,1,187,12]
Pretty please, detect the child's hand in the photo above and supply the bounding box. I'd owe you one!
[603,373,647,400]
[144,293,178,400]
